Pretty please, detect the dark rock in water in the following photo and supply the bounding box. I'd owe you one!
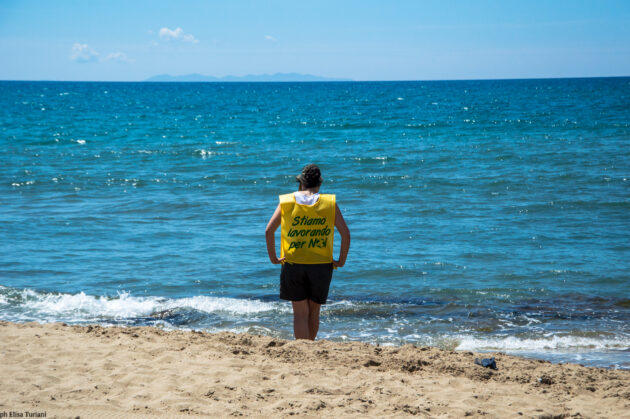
[615,299,630,308]
[147,307,212,326]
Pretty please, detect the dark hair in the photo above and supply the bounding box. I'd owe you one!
[296,164,323,188]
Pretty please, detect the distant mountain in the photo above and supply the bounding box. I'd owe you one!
[144,72,351,82]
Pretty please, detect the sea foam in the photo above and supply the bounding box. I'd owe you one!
[0,287,288,323]
[455,334,630,352]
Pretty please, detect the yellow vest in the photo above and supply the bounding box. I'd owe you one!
[280,193,335,264]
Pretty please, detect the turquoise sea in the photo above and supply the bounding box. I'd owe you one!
[1,78,629,368]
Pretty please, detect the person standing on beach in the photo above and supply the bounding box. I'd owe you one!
[265,164,350,340]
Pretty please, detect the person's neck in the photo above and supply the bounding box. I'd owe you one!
[299,186,320,195]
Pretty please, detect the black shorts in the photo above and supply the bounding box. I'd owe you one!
[280,262,334,305]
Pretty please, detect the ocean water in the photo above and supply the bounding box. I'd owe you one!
[1,78,629,369]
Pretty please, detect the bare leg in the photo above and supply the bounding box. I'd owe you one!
[307,299,321,340]
[291,300,310,339]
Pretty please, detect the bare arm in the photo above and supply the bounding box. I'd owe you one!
[265,204,285,264]
[333,203,351,268]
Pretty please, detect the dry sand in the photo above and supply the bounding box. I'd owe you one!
[0,321,628,418]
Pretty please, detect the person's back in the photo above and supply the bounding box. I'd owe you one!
[265,164,350,340]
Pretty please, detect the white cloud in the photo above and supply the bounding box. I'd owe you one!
[105,52,132,63]
[70,43,99,63]
[264,35,278,42]
[159,27,199,43]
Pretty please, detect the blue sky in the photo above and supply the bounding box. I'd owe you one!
[1,0,629,81]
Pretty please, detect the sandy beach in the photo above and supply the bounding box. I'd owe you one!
[0,321,628,418]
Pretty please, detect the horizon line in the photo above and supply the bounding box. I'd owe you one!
[1,75,629,83]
